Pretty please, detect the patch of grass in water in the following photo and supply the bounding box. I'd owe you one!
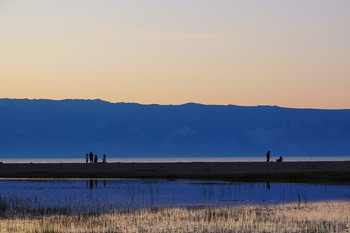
[0,201,349,232]
[0,195,8,218]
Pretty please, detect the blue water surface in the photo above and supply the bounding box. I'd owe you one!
[0,179,349,215]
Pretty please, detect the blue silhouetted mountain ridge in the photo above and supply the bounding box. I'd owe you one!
[0,98,350,158]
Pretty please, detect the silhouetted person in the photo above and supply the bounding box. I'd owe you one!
[89,151,94,163]
[266,181,271,190]
[266,150,271,162]
[102,154,106,163]
[85,154,88,163]
[94,154,98,163]
[276,156,283,162]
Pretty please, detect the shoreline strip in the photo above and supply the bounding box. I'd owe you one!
[1,161,350,182]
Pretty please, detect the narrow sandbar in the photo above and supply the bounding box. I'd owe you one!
[1,161,350,182]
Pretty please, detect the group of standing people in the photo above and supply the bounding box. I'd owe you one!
[86,152,107,163]
[266,150,283,162]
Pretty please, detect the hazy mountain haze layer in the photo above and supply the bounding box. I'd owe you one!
[0,99,350,158]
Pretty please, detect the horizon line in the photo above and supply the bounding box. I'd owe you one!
[0,97,349,111]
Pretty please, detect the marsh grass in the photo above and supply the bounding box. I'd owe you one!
[0,201,349,233]
[0,196,8,218]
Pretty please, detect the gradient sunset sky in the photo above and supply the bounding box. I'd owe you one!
[1,1,350,109]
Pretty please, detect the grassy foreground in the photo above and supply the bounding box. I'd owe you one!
[0,201,349,233]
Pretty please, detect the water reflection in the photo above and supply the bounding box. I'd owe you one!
[0,179,349,215]
[86,179,107,190]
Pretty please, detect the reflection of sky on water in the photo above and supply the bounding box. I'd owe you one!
[0,179,349,214]
[2,156,350,163]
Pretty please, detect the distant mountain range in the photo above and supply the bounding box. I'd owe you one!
[0,98,350,158]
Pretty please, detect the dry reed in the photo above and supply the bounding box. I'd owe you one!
[0,201,349,233]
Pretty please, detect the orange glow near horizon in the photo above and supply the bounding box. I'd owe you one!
[1,1,350,109]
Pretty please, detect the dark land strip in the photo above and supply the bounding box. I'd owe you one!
[1,161,350,183]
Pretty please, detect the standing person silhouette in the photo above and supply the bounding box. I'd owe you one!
[266,150,271,162]
[94,154,98,163]
[85,154,88,163]
[102,154,107,163]
[89,151,94,163]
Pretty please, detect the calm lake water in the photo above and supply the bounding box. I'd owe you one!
[0,179,349,215]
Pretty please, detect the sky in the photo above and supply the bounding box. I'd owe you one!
[1,0,350,109]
